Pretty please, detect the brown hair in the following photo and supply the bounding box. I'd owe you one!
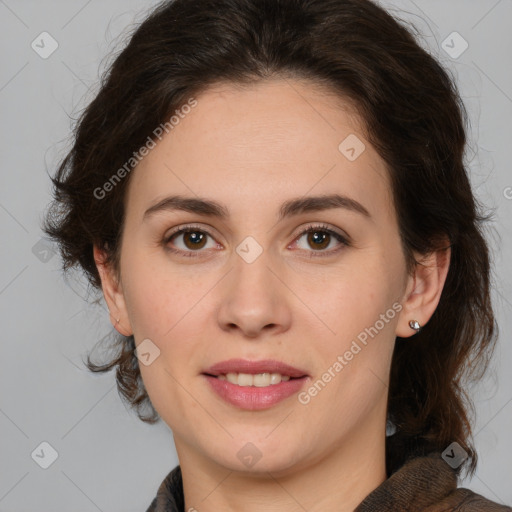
[42,0,497,479]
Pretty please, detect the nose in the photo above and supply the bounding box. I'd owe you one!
[216,249,292,339]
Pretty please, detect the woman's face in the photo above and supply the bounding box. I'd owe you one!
[100,78,421,475]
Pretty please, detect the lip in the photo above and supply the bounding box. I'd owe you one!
[202,358,309,378]
[202,359,309,411]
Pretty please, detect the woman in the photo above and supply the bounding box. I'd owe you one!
[42,0,512,510]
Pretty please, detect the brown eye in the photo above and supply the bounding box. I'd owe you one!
[180,230,207,250]
[164,226,217,258]
[306,230,331,250]
[292,223,349,257]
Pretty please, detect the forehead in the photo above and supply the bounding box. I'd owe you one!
[125,78,393,223]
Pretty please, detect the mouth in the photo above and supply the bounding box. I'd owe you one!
[203,372,303,387]
[201,359,309,410]
[202,358,309,382]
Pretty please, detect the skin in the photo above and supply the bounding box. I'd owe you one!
[94,77,450,512]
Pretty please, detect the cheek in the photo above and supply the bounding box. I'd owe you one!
[301,272,398,426]
[302,254,403,402]
[121,248,197,338]
[121,232,404,350]
[121,250,215,394]
[313,261,397,337]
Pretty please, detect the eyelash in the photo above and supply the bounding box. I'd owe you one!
[163,223,350,259]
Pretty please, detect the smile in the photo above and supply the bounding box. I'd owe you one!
[201,358,309,410]
[216,372,292,386]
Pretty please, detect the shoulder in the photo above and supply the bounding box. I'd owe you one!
[425,487,512,511]
[356,451,511,512]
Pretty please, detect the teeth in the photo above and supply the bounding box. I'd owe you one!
[218,372,291,386]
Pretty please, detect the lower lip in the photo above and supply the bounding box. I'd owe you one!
[203,374,308,410]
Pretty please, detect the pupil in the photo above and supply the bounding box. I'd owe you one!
[185,231,205,249]
[309,231,329,250]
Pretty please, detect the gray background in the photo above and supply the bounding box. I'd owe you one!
[0,0,511,510]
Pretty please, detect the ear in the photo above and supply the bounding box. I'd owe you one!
[395,244,451,338]
[93,244,133,336]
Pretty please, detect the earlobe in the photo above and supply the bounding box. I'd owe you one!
[93,244,133,336]
[396,245,451,338]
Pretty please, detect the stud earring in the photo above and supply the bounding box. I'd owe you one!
[409,319,421,332]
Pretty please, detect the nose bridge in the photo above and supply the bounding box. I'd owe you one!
[231,233,276,299]
[216,233,291,337]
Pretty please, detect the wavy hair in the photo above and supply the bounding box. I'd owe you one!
[42,0,497,479]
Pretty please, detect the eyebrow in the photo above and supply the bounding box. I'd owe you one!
[143,193,371,222]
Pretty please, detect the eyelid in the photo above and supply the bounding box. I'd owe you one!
[288,223,350,257]
[164,223,219,243]
[163,223,220,255]
[289,222,350,246]
[163,222,350,258]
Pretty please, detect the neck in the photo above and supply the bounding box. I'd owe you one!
[176,419,387,512]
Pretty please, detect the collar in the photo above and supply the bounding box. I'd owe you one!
[147,452,511,512]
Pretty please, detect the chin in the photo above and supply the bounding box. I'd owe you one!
[207,439,305,476]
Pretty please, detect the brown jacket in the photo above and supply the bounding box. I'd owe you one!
[146,452,512,511]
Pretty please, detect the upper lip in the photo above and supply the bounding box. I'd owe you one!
[203,359,308,378]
